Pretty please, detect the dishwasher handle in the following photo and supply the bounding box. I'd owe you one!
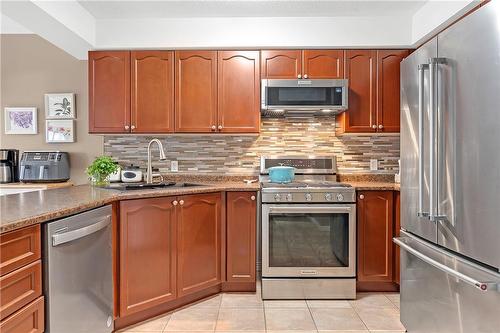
[52,215,111,246]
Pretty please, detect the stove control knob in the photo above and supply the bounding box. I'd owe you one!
[336,193,344,202]
[286,193,293,202]
[305,193,312,201]
[325,193,333,201]
[274,194,282,202]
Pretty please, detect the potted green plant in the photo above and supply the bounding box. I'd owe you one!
[86,156,119,186]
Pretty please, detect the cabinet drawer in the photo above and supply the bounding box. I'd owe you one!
[0,296,44,333]
[0,260,42,320]
[0,225,41,276]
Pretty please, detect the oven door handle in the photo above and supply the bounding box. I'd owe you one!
[268,206,352,214]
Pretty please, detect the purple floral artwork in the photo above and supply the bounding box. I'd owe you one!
[4,107,37,134]
[9,111,33,129]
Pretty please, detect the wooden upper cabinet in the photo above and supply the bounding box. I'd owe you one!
[377,50,409,133]
[177,193,222,297]
[357,191,395,290]
[89,51,130,133]
[119,197,177,316]
[226,192,256,285]
[131,51,174,133]
[261,50,302,79]
[338,50,377,134]
[303,50,344,79]
[218,51,260,133]
[175,51,218,132]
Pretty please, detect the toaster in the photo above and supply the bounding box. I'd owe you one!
[19,151,70,183]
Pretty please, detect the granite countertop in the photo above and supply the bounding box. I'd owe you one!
[0,179,260,234]
[1,173,400,234]
[339,174,400,191]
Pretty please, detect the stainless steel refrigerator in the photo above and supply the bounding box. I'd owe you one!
[396,2,500,332]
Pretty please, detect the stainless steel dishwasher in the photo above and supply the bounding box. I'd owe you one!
[43,205,113,333]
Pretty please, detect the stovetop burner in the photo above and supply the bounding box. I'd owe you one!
[261,180,352,189]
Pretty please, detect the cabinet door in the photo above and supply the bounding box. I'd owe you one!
[131,51,174,133]
[226,192,256,284]
[338,50,377,133]
[218,51,260,133]
[89,51,130,133]
[357,191,394,288]
[177,193,222,297]
[377,50,408,133]
[0,296,44,333]
[261,50,302,79]
[0,225,40,276]
[119,197,177,316]
[175,51,218,133]
[394,191,401,285]
[303,50,344,79]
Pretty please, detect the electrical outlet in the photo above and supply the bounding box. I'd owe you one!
[370,159,378,171]
[170,160,178,172]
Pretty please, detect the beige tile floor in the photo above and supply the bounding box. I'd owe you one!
[119,287,404,333]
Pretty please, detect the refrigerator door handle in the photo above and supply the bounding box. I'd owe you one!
[394,236,498,292]
[417,63,429,218]
[429,57,447,222]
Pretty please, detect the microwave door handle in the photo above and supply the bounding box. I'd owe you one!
[417,63,429,218]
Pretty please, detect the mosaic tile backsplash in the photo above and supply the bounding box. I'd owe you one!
[104,117,400,175]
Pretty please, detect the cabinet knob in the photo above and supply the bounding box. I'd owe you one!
[124,125,130,130]
[378,124,384,129]
[131,125,136,130]
[251,195,256,201]
[372,124,377,129]
[297,74,302,79]
[218,125,223,130]
[359,194,365,200]
[303,74,308,79]
[179,200,184,205]
[211,125,216,131]
[172,200,178,206]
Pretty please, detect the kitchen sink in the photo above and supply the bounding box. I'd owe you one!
[104,182,204,191]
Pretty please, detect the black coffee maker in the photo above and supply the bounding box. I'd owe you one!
[0,149,19,183]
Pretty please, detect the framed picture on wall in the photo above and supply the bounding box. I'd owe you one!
[45,93,75,119]
[46,119,75,143]
[4,107,38,134]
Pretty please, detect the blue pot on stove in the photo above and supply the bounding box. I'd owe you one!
[268,166,296,183]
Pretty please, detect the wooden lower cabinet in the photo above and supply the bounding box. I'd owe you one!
[177,193,222,297]
[0,296,44,333]
[116,191,259,327]
[225,192,257,290]
[394,191,401,285]
[0,225,41,276]
[357,190,397,291]
[119,197,177,317]
[0,260,42,320]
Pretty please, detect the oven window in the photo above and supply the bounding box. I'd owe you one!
[269,212,349,267]
[267,87,343,106]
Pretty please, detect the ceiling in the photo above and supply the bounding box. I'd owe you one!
[78,0,428,19]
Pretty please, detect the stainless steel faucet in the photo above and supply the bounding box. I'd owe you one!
[146,139,167,184]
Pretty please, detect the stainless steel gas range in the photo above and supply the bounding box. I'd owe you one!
[260,156,356,299]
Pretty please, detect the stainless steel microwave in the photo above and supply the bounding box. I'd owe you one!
[261,79,348,116]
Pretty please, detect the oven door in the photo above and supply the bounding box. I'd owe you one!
[262,204,356,277]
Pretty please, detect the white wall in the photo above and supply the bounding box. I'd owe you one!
[96,16,412,49]
[412,0,479,46]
